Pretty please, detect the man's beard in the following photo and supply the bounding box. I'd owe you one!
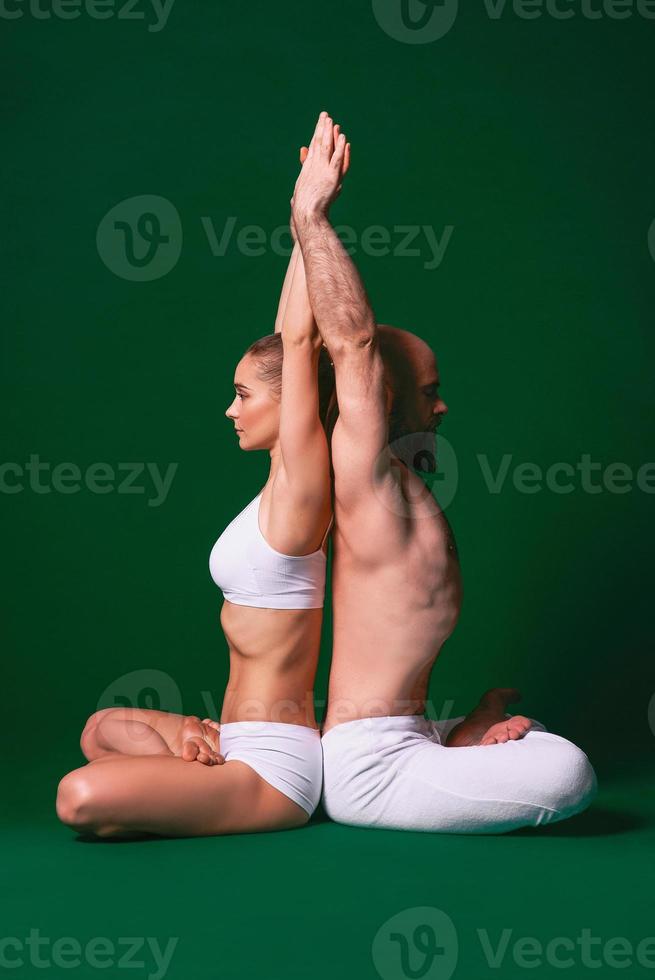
[388,407,439,445]
[387,418,439,478]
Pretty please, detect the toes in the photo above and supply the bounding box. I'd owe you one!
[182,736,223,765]
[507,715,532,739]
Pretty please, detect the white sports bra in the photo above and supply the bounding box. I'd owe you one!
[209,490,332,609]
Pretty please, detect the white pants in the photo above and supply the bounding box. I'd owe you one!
[321,714,597,834]
[220,721,323,817]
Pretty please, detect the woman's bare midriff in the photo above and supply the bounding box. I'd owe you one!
[219,599,322,728]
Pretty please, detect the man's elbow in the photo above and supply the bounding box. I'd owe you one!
[327,318,377,356]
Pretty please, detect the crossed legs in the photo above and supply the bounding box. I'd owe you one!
[80,708,223,765]
[56,709,308,839]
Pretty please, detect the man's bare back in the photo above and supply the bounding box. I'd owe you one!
[323,462,463,732]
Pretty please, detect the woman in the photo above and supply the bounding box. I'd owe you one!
[55,114,349,839]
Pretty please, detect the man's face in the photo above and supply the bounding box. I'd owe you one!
[401,345,448,437]
[379,326,449,442]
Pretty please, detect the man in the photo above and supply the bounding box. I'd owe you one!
[292,111,597,833]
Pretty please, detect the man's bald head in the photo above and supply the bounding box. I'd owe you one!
[376,324,448,442]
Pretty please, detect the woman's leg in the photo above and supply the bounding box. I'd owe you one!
[80,709,221,764]
[56,755,309,839]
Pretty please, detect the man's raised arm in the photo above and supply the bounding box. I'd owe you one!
[291,112,390,497]
[291,114,376,355]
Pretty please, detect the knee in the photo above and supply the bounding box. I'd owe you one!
[543,739,598,819]
[82,707,115,731]
[80,708,123,758]
[56,770,96,831]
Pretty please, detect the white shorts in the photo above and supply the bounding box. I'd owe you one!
[219,721,323,817]
[321,714,597,834]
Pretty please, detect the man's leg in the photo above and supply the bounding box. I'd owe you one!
[321,714,596,834]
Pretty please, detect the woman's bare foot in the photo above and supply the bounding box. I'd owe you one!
[445,687,527,747]
[179,716,224,766]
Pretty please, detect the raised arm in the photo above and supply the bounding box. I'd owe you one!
[274,239,327,502]
[274,138,348,339]
[273,241,313,337]
[266,131,349,548]
[291,112,390,501]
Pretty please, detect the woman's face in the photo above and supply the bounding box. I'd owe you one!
[225,354,280,451]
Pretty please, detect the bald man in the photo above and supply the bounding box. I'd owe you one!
[292,111,596,833]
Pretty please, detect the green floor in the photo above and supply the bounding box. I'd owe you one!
[5,760,653,980]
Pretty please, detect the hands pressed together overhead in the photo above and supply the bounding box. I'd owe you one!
[290,110,351,239]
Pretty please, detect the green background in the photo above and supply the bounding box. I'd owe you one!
[3,1,653,978]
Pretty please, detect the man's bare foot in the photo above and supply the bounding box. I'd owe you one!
[480,715,532,745]
[179,716,224,766]
[445,688,530,747]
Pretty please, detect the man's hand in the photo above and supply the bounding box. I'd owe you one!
[290,118,350,243]
[291,111,350,228]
